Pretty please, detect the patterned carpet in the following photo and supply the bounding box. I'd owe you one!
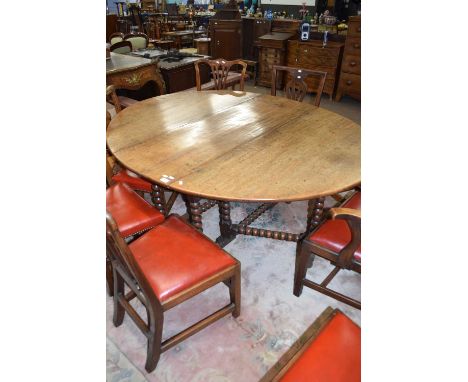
[106,196,361,382]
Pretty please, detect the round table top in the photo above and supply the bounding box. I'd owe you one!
[107,91,361,202]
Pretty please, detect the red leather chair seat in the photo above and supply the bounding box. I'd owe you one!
[112,169,153,193]
[106,182,165,238]
[309,192,361,261]
[129,215,237,303]
[280,312,361,382]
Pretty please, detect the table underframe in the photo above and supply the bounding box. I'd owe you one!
[181,195,327,248]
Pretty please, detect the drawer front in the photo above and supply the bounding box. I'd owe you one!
[338,72,361,95]
[341,55,361,74]
[297,46,340,67]
[344,37,361,56]
[347,21,361,37]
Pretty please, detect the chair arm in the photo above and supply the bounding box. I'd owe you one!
[330,208,361,221]
[330,208,361,267]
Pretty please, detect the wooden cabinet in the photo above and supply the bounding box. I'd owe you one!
[255,32,294,88]
[286,40,344,99]
[336,16,361,101]
[242,18,271,60]
[209,20,242,60]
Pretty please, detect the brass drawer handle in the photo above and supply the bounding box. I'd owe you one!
[353,43,360,49]
[350,61,356,66]
[346,80,352,85]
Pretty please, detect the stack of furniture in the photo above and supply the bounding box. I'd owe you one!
[336,15,361,101]
[255,32,294,88]
[286,39,344,99]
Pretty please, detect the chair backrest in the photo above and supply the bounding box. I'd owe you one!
[194,58,248,91]
[106,211,158,304]
[106,85,122,113]
[110,40,133,54]
[124,32,149,50]
[106,111,114,187]
[109,32,124,45]
[271,65,327,107]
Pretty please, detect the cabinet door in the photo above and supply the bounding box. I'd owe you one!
[212,27,242,60]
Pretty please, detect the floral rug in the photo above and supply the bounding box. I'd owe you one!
[106,196,361,382]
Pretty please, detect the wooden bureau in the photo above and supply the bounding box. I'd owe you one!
[209,20,242,60]
[286,40,344,99]
[255,32,294,88]
[336,16,361,101]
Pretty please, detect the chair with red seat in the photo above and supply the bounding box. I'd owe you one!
[294,191,361,309]
[260,306,360,382]
[106,179,166,296]
[106,212,241,372]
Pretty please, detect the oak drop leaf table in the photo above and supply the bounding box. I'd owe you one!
[106,91,361,246]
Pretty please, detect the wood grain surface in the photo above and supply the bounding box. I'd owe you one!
[107,90,360,202]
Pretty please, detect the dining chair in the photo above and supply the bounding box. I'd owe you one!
[107,211,241,372]
[109,32,125,45]
[106,181,166,296]
[194,58,248,91]
[294,191,361,309]
[124,32,149,50]
[271,65,327,107]
[110,40,133,54]
[259,306,360,382]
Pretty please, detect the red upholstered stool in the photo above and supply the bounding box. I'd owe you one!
[107,212,241,372]
[294,191,361,309]
[260,307,360,382]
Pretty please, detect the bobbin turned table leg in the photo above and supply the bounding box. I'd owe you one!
[306,197,326,233]
[304,197,326,267]
[183,195,203,232]
[216,201,237,248]
[151,184,167,216]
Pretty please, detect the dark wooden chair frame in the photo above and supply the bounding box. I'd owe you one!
[194,58,248,91]
[123,32,150,50]
[110,40,133,54]
[259,307,348,382]
[271,65,327,107]
[106,212,241,372]
[294,192,361,309]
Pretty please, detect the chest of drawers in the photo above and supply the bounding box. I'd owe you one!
[336,16,361,101]
[286,40,344,99]
[255,32,294,88]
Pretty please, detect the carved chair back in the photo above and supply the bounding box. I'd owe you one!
[110,40,132,54]
[124,32,149,50]
[106,211,159,304]
[271,65,327,107]
[109,32,125,45]
[194,58,248,91]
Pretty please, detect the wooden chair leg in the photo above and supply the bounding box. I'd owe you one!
[113,269,125,326]
[145,310,163,372]
[106,255,114,297]
[229,267,241,318]
[293,241,313,297]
